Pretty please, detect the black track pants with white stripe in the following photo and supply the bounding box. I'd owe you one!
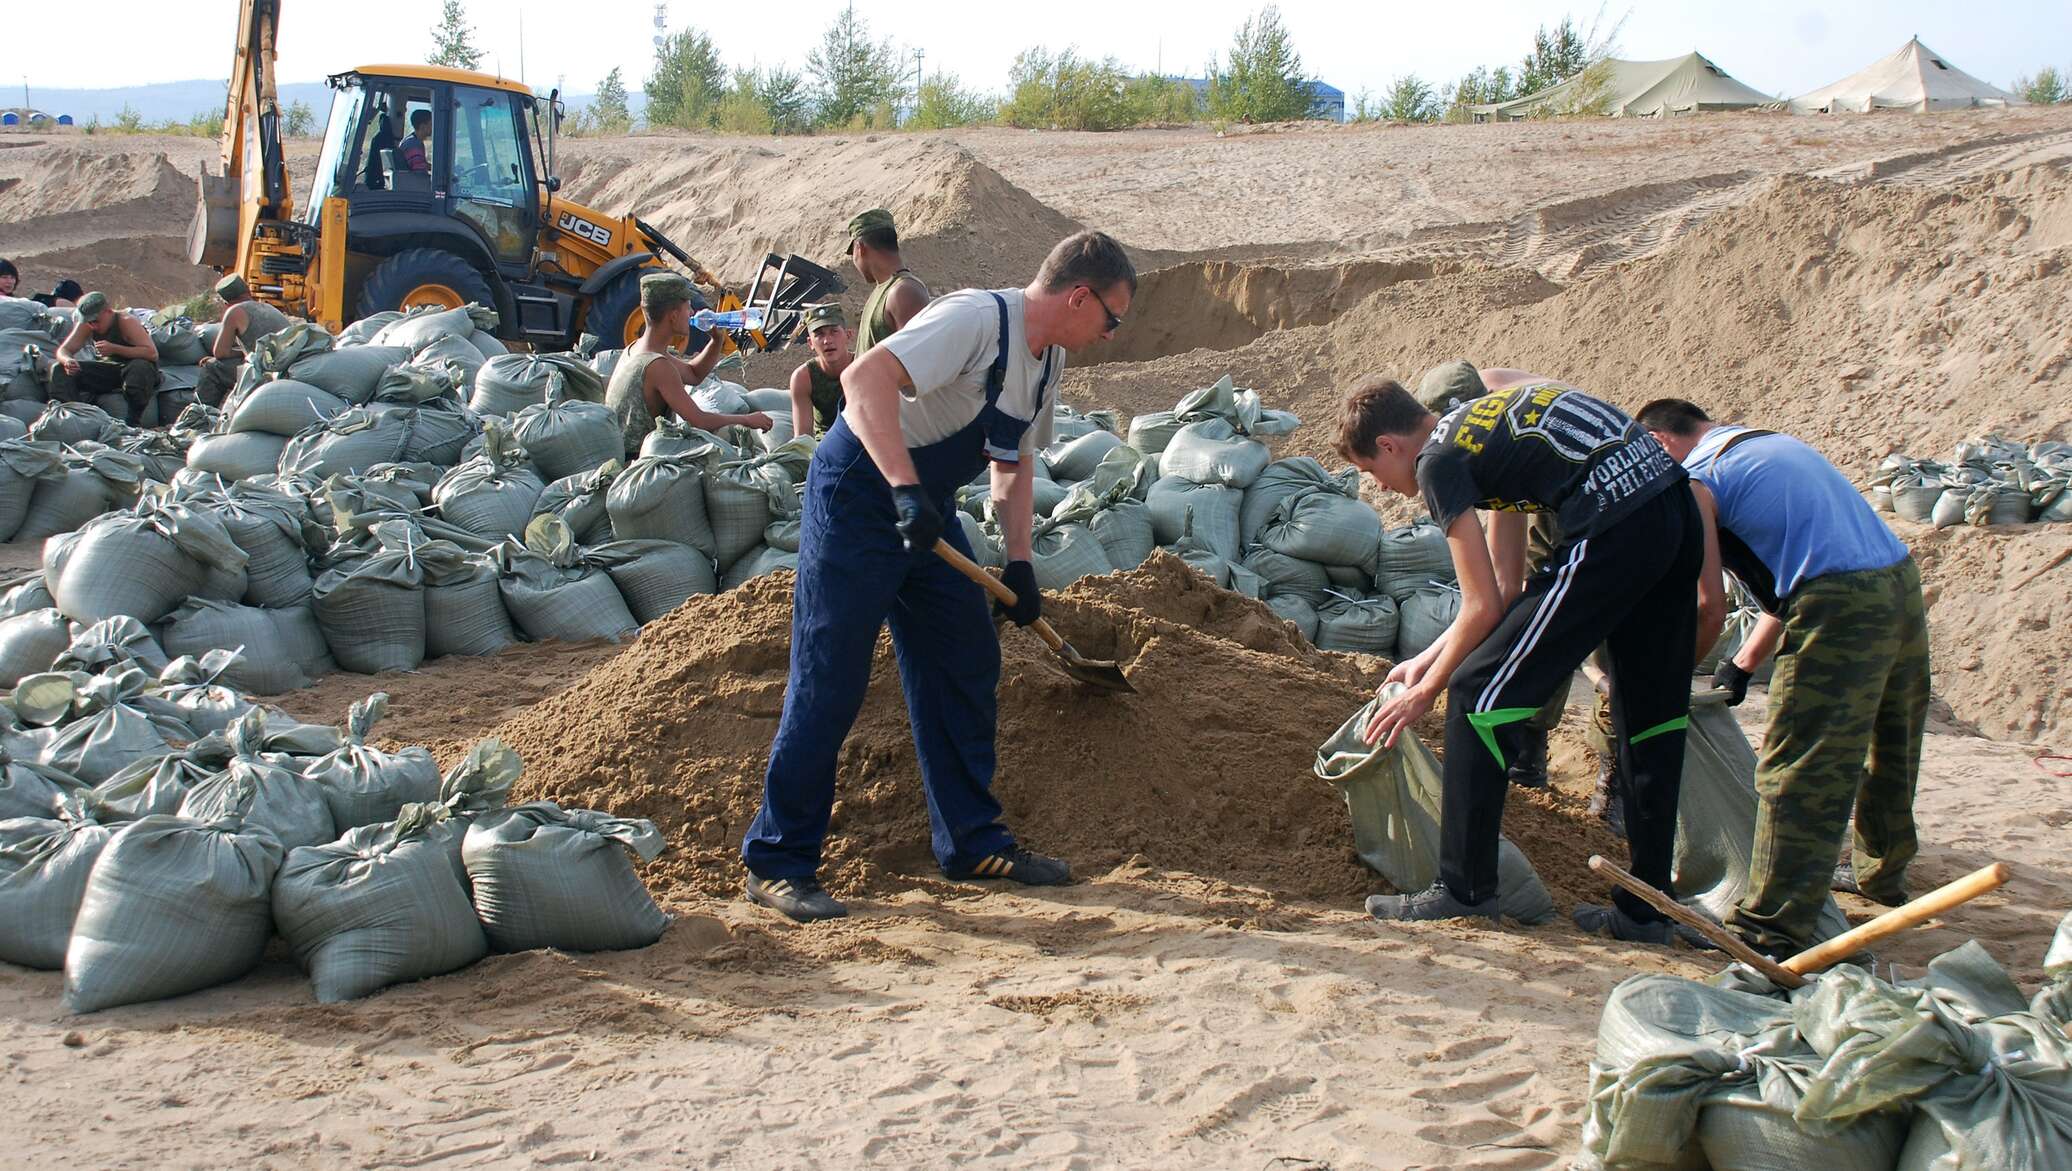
[1440,485,1704,922]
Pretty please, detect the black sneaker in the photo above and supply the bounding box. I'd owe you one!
[1573,902,1675,946]
[744,872,848,922]
[1588,765,1628,840]
[1506,726,1549,790]
[946,847,1072,886]
[1832,861,1907,907]
[1365,880,1499,923]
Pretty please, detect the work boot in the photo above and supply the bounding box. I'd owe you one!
[1587,761,1626,840]
[1366,879,1499,924]
[1506,726,1549,790]
[946,847,1073,886]
[744,872,848,923]
[1831,861,1907,907]
[1573,902,1675,946]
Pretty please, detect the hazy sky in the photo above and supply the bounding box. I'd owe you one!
[35,0,2072,100]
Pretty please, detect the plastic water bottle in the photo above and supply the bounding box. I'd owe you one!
[691,306,765,332]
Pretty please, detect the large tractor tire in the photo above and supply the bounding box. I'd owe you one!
[356,248,497,321]
[587,267,709,353]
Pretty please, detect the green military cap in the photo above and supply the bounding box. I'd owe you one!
[75,291,109,320]
[638,270,694,311]
[801,302,845,332]
[1417,360,1486,413]
[847,207,895,248]
[214,273,249,301]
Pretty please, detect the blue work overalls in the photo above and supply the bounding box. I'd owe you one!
[742,294,1057,880]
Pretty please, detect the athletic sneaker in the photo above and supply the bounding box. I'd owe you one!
[1365,880,1499,924]
[744,873,848,922]
[1588,764,1627,840]
[1506,726,1550,790]
[1572,902,1675,946]
[1832,861,1907,907]
[946,847,1072,886]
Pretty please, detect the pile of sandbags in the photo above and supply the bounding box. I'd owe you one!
[1579,921,2072,1171]
[0,645,670,1011]
[1871,435,2072,527]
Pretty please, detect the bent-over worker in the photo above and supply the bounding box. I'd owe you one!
[740,230,1136,923]
[787,303,854,438]
[847,207,929,354]
[1339,375,1721,944]
[51,291,159,425]
[604,271,770,458]
[196,274,293,406]
[1638,398,1928,958]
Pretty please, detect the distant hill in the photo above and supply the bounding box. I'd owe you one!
[15,79,644,133]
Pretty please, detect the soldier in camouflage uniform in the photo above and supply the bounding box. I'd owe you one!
[1640,398,1929,956]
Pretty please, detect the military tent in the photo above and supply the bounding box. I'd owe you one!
[1791,37,2024,114]
[1469,53,1775,120]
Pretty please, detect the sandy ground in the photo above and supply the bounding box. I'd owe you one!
[2,106,2071,1169]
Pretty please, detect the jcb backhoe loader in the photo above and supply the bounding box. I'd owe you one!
[189,0,840,353]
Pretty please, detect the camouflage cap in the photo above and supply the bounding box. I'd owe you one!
[1417,360,1486,414]
[75,291,109,320]
[801,302,846,332]
[847,207,895,247]
[638,270,694,312]
[214,273,249,301]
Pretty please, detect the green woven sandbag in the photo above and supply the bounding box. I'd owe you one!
[1146,475,1242,561]
[1313,592,1398,656]
[586,539,717,623]
[1314,689,1554,924]
[464,801,667,953]
[607,450,720,559]
[0,803,114,969]
[303,692,440,832]
[1029,520,1113,592]
[273,814,488,1003]
[62,813,284,1013]
[1262,486,1384,568]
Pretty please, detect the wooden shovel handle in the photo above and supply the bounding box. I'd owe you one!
[1781,862,2010,976]
[1588,856,1806,988]
[932,539,1067,654]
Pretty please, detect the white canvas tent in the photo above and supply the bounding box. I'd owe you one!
[1468,53,1775,121]
[1792,37,2024,113]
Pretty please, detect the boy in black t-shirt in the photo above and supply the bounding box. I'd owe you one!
[1335,375,1722,943]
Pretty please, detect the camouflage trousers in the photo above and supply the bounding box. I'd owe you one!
[1727,556,1930,951]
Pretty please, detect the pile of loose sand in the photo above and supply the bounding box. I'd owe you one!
[494,552,1623,913]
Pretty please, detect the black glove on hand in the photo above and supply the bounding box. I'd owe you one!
[891,485,942,553]
[1713,660,1752,707]
[997,559,1041,627]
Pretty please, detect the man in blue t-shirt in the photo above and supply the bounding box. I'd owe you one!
[1639,398,1928,957]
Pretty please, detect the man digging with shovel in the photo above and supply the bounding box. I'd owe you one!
[740,230,1136,923]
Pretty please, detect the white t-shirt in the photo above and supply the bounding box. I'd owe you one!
[874,287,1062,461]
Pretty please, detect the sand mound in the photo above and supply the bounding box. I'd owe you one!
[493,553,1619,913]
[0,139,222,305]
[557,135,1083,305]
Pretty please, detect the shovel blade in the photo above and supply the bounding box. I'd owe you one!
[1053,641,1135,694]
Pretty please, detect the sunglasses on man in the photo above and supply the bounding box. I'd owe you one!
[1083,285,1124,332]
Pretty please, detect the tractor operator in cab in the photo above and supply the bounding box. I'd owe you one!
[196,274,293,406]
[605,271,771,458]
[787,303,854,438]
[51,291,160,426]
[848,208,929,353]
[397,109,432,173]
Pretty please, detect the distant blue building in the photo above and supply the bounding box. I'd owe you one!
[56,114,73,126]
[0,113,16,127]
[1166,77,1345,121]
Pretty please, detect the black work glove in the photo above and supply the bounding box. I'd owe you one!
[1713,660,1752,707]
[997,559,1041,627]
[891,485,942,553]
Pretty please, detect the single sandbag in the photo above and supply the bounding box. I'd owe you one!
[142,651,257,736]
[28,401,120,446]
[39,669,193,786]
[1313,593,1399,656]
[464,801,668,953]
[471,353,605,415]
[87,751,215,822]
[1043,429,1124,482]
[1265,594,1320,640]
[372,304,486,351]
[419,540,519,658]
[432,422,545,540]
[311,520,427,673]
[532,460,618,545]
[279,406,416,480]
[1315,688,1556,924]
[0,802,115,969]
[1126,410,1184,456]
[705,440,813,571]
[1242,547,1334,604]
[226,378,348,437]
[52,616,169,677]
[0,608,76,687]
[186,431,291,481]
[1029,520,1114,592]
[211,487,316,608]
[1373,521,1454,598]
[1262,486,1384,568]
[1241,457,1352,548]
[1160,418,1271,487]
[1146,475,1243,561]
[16,446,147,541]
[509,381,622,482]
[62,813,285,1013]
[1394,581,1463,661]
[303,693,441,832]
[720,545,798,590]
[0,440,67,542]
[586,538,718,622]
[162,599,332,694]
[607,450,720,558]
[178,756,335,856]
[273,815,489,1003]
[287,345,412,403]
[490,531,638,644]
[0,746,87,821]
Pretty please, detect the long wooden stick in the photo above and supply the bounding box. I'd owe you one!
[932,539,1068,654]
[1587,856,1806,988]
[1781,862,2011,976]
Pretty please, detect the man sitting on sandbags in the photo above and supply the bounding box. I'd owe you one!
[51,291,159,425]
[196,274,294,406]
[1639,398,1928,960]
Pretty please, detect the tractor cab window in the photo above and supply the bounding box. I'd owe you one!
[350,85,435,194]
[306,84,362,219]
[448,88,534,266]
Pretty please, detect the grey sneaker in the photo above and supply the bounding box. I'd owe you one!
[1366,880,1499,923]
[745,873,848,922]
[1573,902,1675,946]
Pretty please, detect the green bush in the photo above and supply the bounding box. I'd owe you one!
[910,73,993,130]
[1208,5,1312,123]
[1000,48,1134,131]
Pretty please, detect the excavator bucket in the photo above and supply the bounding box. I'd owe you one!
[742,253,846,349]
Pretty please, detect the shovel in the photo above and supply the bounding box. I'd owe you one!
[932,540,1134,694]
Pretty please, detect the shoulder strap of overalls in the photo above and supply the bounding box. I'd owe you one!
[1707,427,1776,470]
[981,292,1057,464]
